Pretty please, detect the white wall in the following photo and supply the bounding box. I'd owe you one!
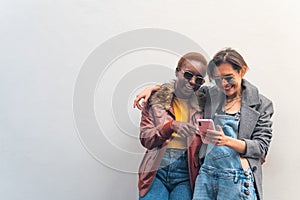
[1,0,299,199]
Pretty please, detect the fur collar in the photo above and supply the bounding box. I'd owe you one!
[149,81,204,112]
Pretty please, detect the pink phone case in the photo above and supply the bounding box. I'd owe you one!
[197,119,215,132]
[197,119,216,144]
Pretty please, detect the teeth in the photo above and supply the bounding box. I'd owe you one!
[186,84,193,90]
[225,85,233,90]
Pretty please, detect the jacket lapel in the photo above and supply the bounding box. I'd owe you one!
[205,86,225,118]
[238,105,259,139]
[238,79,260,139]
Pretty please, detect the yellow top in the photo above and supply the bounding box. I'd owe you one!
[167,98,189,149]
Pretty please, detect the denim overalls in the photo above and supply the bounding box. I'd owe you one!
[193,112,257,200]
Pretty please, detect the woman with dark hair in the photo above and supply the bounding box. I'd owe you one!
[138,52,208,200]
[192,48,273,200]
[134,48,274,200]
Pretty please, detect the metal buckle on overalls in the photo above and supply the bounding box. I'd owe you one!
[234,112,240,121]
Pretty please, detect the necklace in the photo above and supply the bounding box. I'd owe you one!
[223,96,241,112]
[226,95,241,103]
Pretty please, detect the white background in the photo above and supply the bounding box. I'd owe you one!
[1,0,299,199]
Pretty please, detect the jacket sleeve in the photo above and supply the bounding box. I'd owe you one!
[242,95,274,158]
[140,103,174,150]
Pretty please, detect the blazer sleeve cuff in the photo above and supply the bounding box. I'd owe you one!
[159,120,174,139]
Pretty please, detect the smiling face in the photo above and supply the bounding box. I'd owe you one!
[208,48,248,100]
[212,63,243,99]
[174,59,206,99]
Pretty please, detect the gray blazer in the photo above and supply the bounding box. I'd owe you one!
[202,79,274,200]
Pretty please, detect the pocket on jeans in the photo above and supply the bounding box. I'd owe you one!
[207,147,231,160]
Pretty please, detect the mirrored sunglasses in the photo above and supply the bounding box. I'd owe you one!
[213,76,235,85]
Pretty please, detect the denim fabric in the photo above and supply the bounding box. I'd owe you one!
[205,113,242,169]
[139,148,192,200]
[193,165,257,200]
[193,113,257,200]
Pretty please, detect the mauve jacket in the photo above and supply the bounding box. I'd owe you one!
[138,82,204,197]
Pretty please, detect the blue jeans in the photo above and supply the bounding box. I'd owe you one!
[139,149,192,200]
[193,165,257,200]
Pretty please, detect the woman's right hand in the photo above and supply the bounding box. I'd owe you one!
[133,85,161,110]
[171,121,199,137]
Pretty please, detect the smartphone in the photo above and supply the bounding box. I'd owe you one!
[197,119,215,132]
[197,119,216,144]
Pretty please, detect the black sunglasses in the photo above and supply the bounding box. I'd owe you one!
[182,71,204,85]
[213,76,235,85]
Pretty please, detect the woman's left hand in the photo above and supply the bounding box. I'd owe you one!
[205,125,229,146]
